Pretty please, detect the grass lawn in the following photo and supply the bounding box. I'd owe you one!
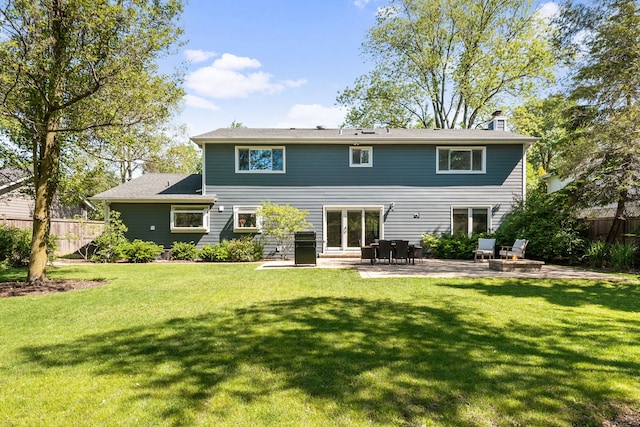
[1,263,639,426]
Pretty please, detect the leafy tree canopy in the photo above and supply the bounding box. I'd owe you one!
[0,0,185,282]
[337,0,557,129]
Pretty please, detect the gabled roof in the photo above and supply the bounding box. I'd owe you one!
[0,167,30,192]
[90,173,216,204]
[191,127,537,146]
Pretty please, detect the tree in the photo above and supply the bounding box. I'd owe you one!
[0,0,184,282]
[337,0,557,129]
[556,0,640,243]
[143,142,202,175]
[511,95,576,173]
[257,202,312,259]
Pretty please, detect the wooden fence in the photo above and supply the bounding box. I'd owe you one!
[585,217,640,243]
[0,216,104,256]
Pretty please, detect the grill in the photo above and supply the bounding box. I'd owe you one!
[294,231,317,266]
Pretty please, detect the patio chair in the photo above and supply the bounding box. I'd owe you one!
[473,238,496,262]
[360,246,374,264]
[375,240,392,264]
[499,239,528,259]
[393,240,410,264]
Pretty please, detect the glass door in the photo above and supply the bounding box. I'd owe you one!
[325,207,382,251]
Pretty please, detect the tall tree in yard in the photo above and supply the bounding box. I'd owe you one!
[557,0,640,243]
[0,0,184,282]
[337,0,557,129]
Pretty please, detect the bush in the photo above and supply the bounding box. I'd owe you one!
[0,225,31,266]
[92,211,128,263]
[422,232,489,259]
[198,237,263,262]
[199,243,229,262]
[170,241,198,261]
[226,236,263,262]
[585,240,608,268]
[608,243,637,272]
[121,240,163,263]
[494,190,588,262]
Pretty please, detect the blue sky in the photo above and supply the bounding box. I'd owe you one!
[170,0,383,136]
[170,0,562,137]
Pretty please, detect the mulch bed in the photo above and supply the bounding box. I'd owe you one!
[0,279,108,298]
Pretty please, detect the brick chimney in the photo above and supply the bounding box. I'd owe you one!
[488,110,507,131]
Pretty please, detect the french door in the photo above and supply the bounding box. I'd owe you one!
[325,207,382,251]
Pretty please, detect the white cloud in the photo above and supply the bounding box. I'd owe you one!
[536,2,560,22]
[184,94,220,111]
[184,49,217,63]
[274,104,348,128]
[185,53,306,99]
[354,0,370,7]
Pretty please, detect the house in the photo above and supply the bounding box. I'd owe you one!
[91,113,536,256]
[0,167,93,220]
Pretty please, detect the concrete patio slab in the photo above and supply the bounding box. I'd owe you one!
[257,258,624,280]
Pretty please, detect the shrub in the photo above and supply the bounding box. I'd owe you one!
[608,243,637,272]
[92,211,129,263]
[226,236,263,262]
[494,190,587,262]
[199,243,229,262]
[421,232,491,259]
[170,241,198,261]
[0,225,31,266]
[585,240,608,268]
[121,240,163,263]
[198,237,263,262]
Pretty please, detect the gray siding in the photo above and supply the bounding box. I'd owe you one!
[202,143,525,255]
[111,203,207,249]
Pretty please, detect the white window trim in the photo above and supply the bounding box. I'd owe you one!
[233,206,261,232]
[349,146,373,167]
[170,205,210,233]
[450,206,492,236]
[235,146,286,173]
[436,146,486,174]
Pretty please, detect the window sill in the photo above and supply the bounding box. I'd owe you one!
[171,228,209,233]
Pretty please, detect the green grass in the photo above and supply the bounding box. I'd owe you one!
[1,263,639,426]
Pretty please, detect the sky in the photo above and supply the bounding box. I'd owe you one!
[167,0,563,138]
[169,0,383,137]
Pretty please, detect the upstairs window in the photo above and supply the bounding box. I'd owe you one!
[236,147,285,173]
[349,146,373,167]
[171,205,210,233]
[437,147,485,173]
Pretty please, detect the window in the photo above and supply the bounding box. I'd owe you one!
[236,146,285,173]
[437,147,485,173]
[171,206,209,233]
[452,207,490,236]
[349,146,373,167]
[233,206,260,232]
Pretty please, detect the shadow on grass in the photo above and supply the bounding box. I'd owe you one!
[437,279,640,313]
[21,296,639,425]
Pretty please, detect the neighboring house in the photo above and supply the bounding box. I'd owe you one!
[0,167,94,220]
[0,167,32,219]
[91,113,536,256]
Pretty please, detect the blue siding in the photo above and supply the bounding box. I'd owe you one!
[205,144,521,187]
[111,203,207,249]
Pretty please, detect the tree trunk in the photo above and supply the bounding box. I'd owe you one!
[27,128,60,283]
[606,190,628,244]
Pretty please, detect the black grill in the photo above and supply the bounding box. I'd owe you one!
[294,231,317,265]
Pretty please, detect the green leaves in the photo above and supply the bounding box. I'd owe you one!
[338,0,557,129]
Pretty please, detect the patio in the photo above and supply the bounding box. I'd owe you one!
[258,258,623,280]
